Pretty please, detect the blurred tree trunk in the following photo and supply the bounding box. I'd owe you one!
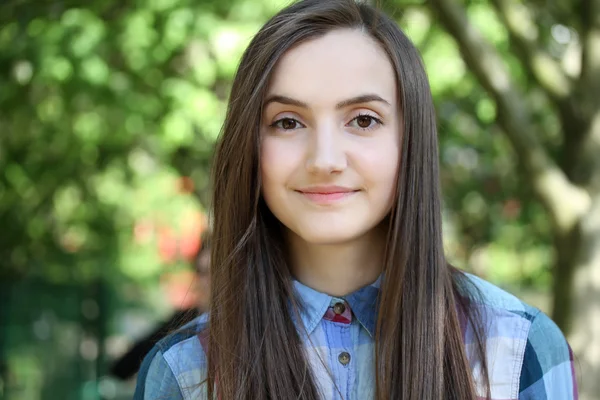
[427,0,600,397]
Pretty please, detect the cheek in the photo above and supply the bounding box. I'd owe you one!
[260,140,279,193]
[260,138,301,189]
[356,141,400,195]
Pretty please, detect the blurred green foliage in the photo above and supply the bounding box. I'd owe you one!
[0,0,289,284]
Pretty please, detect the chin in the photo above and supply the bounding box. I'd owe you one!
[292,225,367,246]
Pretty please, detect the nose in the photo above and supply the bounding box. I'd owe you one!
[305,124,347,175]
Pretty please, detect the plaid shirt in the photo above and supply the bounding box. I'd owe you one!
[134,273,578,399]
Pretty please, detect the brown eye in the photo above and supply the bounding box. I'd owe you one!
[281,118,297,130]
[356,115,372,128]
[349,114,382,130]
[272,118,303,130]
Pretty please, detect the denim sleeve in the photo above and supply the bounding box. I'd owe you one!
[518,310,578,399]
[134,348,184,400]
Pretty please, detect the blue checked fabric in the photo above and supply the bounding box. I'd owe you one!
[134,274,577,399]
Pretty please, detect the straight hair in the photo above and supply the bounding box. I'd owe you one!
[208,0,490,399]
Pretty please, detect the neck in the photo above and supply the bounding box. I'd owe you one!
[286,225,386,297]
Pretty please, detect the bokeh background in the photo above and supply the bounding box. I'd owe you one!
[1,0,599,399]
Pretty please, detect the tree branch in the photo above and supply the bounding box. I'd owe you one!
[574,0,600,191]
[489,0,590,181]
[428,0,591,232]
[522,0,584,37]
[580,0,600,105]
[489,0,572,101]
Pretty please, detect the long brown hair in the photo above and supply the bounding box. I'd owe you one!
[208,0,490,399]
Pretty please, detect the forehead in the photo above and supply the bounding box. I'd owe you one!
[267,29,397,105]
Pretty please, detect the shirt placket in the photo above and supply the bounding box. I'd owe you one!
[323,298,355,400]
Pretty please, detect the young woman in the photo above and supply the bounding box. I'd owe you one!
[134,1,578,399]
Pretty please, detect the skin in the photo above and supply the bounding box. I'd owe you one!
[260,29,401,297]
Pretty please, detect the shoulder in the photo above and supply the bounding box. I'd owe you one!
[461,273,540,347]
[462,273,577,399]
[518,310,577,398]
[464,272,536,315]
[133,314,210,400]
[463,272,545,338]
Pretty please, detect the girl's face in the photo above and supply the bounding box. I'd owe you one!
[260,29,401,245]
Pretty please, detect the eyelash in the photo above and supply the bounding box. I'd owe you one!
[270,113,383,132]
[351,113,383,131]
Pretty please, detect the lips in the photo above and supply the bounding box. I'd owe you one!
[296,186,359,204]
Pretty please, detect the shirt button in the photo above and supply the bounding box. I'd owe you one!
[338,351,351,366]
[333,302,346,315]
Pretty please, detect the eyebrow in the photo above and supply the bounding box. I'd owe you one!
[263,94,391,109]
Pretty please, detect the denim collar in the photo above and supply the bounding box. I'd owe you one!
[291,275,381,337]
